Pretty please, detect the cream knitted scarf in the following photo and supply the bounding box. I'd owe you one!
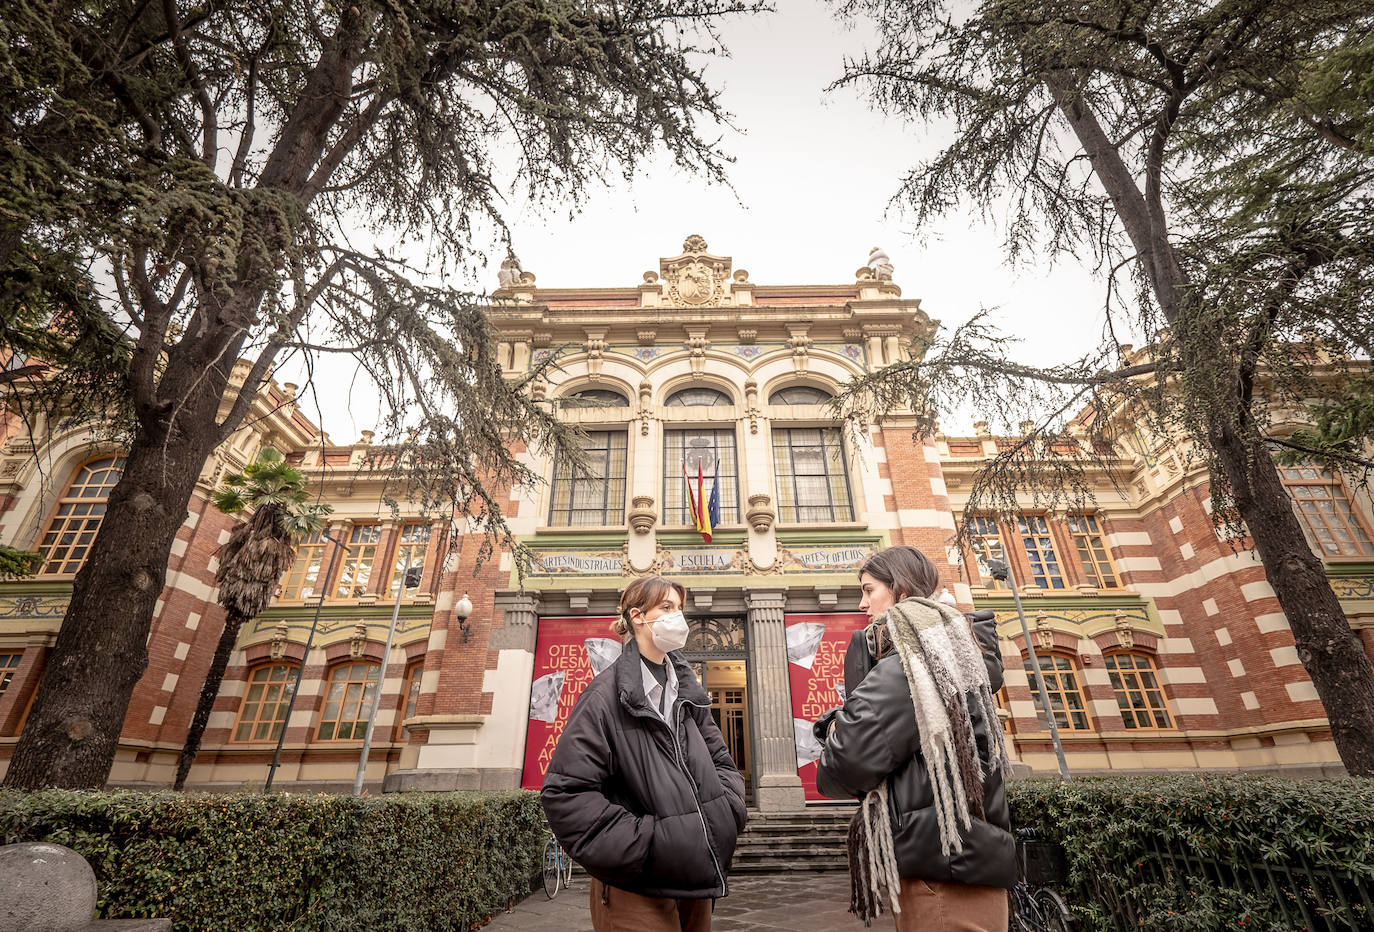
[846,597,1010,924]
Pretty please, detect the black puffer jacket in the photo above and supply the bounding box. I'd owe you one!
[816,610,1016,889]
[540,638,747,899]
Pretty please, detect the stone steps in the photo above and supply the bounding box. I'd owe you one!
[565,807,857,877]
[731,807,855,873]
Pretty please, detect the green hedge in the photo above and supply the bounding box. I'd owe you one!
[0,789,544,932]
[1008,775,1374,932]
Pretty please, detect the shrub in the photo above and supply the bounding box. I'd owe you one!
[0,789,544,932]
[1008,774,1374,932]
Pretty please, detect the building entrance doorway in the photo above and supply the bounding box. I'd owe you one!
[683,614,751,783]
[698,661,750,781]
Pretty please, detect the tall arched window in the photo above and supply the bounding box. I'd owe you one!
[37,455,126,575]
[232,663,297,742]
[1103,652,1172,729]
[1023,652,1092,731]
[317,661,380,741]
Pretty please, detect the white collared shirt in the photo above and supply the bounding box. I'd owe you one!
[641,654,680,728]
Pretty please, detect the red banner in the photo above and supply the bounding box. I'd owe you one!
[521,616,620,791]
[785,612,870,802]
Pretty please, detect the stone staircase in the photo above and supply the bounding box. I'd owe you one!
[730,807,855,873]
[563,806,856,879]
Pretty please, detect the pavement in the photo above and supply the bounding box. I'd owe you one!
[484,872,858,931]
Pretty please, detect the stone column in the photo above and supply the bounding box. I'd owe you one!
[746,589,805,811]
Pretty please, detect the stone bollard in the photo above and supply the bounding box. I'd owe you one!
[0,842,170,932]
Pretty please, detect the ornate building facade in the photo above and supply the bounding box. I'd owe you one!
[2,236,1372,804]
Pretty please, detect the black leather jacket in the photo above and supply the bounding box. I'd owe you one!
[816,610,1016,889]
[540,638,748,899]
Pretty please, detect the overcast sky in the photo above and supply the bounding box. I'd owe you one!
[280,0,1123,441]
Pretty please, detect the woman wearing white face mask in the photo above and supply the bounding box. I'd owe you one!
[541,575,747,932]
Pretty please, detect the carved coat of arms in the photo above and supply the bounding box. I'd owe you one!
[668,259,724,306]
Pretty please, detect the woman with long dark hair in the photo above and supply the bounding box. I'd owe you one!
[541,575,747,931]
[817,545,1014,930]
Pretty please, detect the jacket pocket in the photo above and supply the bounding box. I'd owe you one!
[643,810,718,891]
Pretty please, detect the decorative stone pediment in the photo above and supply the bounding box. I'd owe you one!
[660,235,732,308]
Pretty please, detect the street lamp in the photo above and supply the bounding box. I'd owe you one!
[265,532,350,792]
[987,558,1072,781]
[352,563,425,796]
[455,592,473,642]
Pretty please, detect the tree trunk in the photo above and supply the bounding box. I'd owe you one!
[1049,80,1374,774]
[3,372,229,790]
[1211,412,1374,776]
[173,610,248,791]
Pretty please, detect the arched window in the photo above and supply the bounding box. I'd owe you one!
[317,661,380,741]
[563,388,630,408]
[1103,652,1172,729]
[233,663,297,742]
[37,455,126,575]
[1023,652,1092,731]
[768,385,832,405]
[398,660,424,739]
[665,387,732,407]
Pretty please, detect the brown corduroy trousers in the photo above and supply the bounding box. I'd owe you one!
[892,877,1008,931]
[589,877,713,932]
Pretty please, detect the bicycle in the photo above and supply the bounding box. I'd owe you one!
[1009,828,1076,932]
[542,834,574,899]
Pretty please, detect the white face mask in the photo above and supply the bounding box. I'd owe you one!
[637,609,689,653]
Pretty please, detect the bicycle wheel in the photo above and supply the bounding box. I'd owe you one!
[1033,888,1074,932]
[1008,886,1047,932]
[542,837,562,899]
[1012,885,1050,932]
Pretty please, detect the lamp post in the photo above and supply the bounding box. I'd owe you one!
[352,564,425,795]
[265,532,350,792]
[987,558,1072,781]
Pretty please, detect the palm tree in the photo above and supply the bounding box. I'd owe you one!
[173,448,330,790]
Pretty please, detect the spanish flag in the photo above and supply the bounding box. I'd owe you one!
[682,457,718,544]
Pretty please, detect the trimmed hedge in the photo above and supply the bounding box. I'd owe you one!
[0,789,544,932]
[1008,774,1374,932]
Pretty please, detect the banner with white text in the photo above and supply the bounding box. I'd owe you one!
[521,616,620,791]
[785,612,870,802]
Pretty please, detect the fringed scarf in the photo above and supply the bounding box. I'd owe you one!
[845,597,1010,925]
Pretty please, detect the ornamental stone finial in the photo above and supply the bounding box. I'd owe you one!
[867,246,894,280]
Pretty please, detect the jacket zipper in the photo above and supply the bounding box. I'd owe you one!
[671,696,728,898]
